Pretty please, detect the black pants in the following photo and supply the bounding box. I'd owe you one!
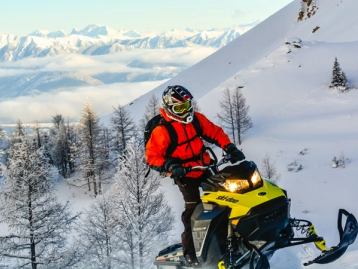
[176,178,202,256]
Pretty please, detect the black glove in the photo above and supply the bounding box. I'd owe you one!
[169,164,187,178]
[164,160,186,178]
[225,143,245,163]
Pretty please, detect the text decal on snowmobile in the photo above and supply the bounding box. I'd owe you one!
[216,195,239,203]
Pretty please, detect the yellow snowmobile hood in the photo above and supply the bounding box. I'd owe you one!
[201,180,286,219]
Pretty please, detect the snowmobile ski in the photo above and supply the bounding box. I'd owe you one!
[304,209,358,266]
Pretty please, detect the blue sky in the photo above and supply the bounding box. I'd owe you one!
[1,0,292,34]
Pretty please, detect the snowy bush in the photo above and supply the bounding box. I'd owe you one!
[332,154,350,168]
[261,155,279,183]
[287,160,303,172]
[299,148,309,156]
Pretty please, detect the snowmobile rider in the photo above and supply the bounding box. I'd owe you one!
[145,85,245,266]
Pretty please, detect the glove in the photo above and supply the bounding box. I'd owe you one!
[225,143,245,163]
[168,164,186,178]
[164,160,186,178]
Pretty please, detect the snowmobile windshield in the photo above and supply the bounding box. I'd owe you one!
[218,161,263,193]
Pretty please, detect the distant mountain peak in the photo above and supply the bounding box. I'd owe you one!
[0,27,244,62]
[70,24,119,37]
[29,30,66,38]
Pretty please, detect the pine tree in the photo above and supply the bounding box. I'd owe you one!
[330,57,349,91]
[218,87,252,145]
[113,139,174,269]
[111,105,136,156]
[0,138,77,269]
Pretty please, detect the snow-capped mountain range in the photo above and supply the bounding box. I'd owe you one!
[0,25,243,62]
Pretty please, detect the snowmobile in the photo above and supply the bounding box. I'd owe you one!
[154,148,358,269]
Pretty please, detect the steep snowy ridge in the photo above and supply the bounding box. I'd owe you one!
[0,26,242,61]
[126,1,299,120]
[125,1,358,268]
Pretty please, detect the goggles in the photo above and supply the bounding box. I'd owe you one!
[172,100,192,114]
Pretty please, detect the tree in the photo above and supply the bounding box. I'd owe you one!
[261,155,279,182]
[217,89,236,144]
[9,120,26,147]
[52,114,64,130]
[32,122,42,149]
[113,139,174,269]
[77,196,123,269]
[0,127,7,179]
[0,138,77,269]
[330,57,349,92]
[139,95,160,133]
[218,87,252,145]
[111,105,136,156]
[78,104,101,196]
[51,121,71,177]
[0,126,7,161]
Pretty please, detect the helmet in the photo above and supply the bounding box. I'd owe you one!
[162,85,194,124]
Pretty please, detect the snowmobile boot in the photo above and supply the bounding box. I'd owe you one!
[184,253,200,267]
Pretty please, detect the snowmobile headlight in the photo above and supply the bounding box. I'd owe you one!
[223,179,250,193]
[251,170,263,187]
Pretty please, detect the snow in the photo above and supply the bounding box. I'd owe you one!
[2,0,358,267]
[0,26,243,62]
[127,0,358,267]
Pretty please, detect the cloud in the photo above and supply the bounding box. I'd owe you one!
[0,46,216,124]
[0,80,164,124]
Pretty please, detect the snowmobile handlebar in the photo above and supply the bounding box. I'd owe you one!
[183,153,232,175]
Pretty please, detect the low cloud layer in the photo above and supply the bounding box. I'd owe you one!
[0,81,162,124]
[0,47,215,124]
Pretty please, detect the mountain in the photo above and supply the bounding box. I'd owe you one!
[125,0,358,267]
[0,25,243,62]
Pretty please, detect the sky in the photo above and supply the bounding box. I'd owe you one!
[1,0,292,35]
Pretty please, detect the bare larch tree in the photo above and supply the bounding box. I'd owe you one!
[218,87,252,145]
[111,105,136,157]
[113,139,174,269]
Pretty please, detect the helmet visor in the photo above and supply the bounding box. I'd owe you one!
[172,100,192,114]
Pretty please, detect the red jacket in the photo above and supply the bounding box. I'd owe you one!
[145,108,231,179]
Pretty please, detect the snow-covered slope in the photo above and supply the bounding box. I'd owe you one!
[126,0,358,267]
[0,26,242,62]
